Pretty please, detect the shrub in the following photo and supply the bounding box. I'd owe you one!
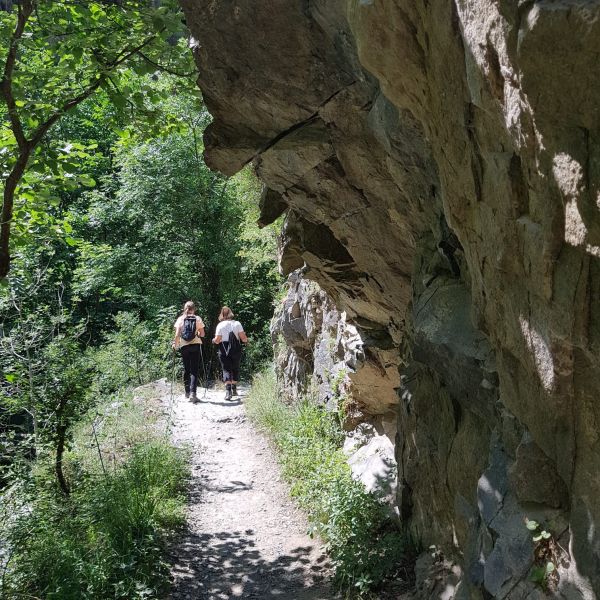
[1,392,189,600]
[88,311,173,396]
[245,369,408,596]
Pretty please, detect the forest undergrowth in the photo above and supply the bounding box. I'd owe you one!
[1,383,188,599]
[245,370,414,598]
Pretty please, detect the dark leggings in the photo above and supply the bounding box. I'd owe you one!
[181,344,201,394]
[218,350,241,382]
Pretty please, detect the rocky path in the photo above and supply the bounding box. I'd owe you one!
[167,384,336,600]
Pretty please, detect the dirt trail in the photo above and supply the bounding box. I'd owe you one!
[167,384,336,600]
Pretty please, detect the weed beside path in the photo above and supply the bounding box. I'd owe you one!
[167,383,336,600]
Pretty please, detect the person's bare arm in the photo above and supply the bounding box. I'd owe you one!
[212,335,222,344]
[239,331,248,343]
[197,320,205,338]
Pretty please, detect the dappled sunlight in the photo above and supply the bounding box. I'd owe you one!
[552,152,600,257]
[477,473,504,507]
[170,529,329,600]
[168,384,335,600]
[518,316,555,393]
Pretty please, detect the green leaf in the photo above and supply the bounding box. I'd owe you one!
[152,15,165,30]
[530,566,546,584]
[61,161,79,174]
[132,60,154,76]
[525,519,539,531]
[111,93,128,110]
[65,236,78,246]
[79,175,96,187]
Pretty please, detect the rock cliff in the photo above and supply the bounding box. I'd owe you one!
[180,1,600,597]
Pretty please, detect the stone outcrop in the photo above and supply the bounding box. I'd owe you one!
[272,270,398,502]
[180,0,600,597]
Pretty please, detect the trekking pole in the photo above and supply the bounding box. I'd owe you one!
[204,341,215,398]
[171,346,176,398]
[210,344,215,379]
[166,347,177,435]
[201,320,212,398]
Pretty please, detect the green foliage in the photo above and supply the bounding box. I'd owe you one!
[88,311,173,396]
[322,480,409,595]
[72,131,238,321]
[225,168,282,374]
[0,0,195,269]
[0,263,93,489]
[2,88,279,443]
[1,4,280,595]
[2,390,189,599]
[69,130,280,375]
[246,370,408,596]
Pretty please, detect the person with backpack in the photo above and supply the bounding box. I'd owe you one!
[212,306,247,401]
[173,301,205,403]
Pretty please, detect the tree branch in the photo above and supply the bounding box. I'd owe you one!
[0,0,34,151]
[0,31,160,278]
[137,51,195,78]
[29,32,159,147]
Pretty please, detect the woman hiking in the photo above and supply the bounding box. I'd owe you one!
[173,301,205,403]
[212,306,247,401]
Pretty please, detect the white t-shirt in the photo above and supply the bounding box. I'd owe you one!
[174,314,204,347]
[216,320,244,341]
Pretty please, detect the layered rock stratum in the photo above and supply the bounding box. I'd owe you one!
[180,1,600,597]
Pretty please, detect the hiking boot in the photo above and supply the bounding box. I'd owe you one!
[190,393,199,403]
[224,386,232,401]
[185,390,190,399]
[231,384,237,397]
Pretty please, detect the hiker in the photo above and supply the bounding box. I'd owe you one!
[212,306,247,401]
[173,301,205,403]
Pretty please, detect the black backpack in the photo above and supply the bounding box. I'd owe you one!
[180,316,197,341]
[223,328,242,357]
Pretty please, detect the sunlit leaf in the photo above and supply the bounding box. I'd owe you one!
[525,519,539,531]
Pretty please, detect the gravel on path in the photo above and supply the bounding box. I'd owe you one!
[167,384,337,600]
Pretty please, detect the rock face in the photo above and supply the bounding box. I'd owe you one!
[180,0,600,597]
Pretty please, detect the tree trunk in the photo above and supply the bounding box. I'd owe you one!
[0,151,30,279]
[55,398,70,495]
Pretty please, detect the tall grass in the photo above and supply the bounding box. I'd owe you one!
[245,369,409,597]
[1,389,189,600]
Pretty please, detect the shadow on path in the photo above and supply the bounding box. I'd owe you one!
[169,526,331,600]
[168,386,335,600]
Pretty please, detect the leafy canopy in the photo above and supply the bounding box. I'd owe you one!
[0,0,195,278]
